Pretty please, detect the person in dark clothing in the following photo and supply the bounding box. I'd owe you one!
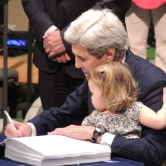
[21,0,131,110]
[5,9,166,166]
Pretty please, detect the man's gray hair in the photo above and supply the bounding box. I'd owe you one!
[64,9,129,59]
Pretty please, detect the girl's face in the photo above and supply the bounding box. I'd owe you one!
[88,80,106,112]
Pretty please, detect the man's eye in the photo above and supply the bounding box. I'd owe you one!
[80,57,85,61]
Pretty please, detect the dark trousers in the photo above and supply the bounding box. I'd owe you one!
[38,66,84,110]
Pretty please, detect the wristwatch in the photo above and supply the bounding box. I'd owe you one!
[91,125,105,143]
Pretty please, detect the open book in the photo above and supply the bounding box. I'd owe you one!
[4,135,111,166]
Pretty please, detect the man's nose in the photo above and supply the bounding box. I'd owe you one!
[75,57,82,69]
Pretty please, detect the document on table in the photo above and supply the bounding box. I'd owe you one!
[4,135,111,166]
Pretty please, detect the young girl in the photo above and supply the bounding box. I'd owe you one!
[82,62,166,138]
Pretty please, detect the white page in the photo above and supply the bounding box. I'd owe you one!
[5,135,111,164]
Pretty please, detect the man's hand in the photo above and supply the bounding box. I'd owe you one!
[48,125,95,141]
[4,120,32,138]
[163,87,166,103]
[50,53,71,63]
[161,87,166,110]
[43,31,71,63]
[161,87,166,113]
[43,30,66,57]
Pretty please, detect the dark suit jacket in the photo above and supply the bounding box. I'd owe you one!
[21,0,131,78]
[29,50,166,166]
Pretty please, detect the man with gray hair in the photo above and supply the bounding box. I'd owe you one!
[5,9,166,166]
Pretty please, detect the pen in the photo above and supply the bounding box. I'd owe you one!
[4,110,17,130]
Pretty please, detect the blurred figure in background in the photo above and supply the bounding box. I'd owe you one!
[125,0,166,72]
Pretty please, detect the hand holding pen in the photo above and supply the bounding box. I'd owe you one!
[4,111,33,138]
[4,110,17,131]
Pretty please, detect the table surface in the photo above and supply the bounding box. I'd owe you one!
[0,54,38,84]
[0,134,145,166]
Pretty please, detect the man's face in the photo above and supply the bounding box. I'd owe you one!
[72,44,108,77]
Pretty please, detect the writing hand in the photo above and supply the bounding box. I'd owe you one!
[48,125,95,141]
[4,110,17,130]
[4,120,32,138]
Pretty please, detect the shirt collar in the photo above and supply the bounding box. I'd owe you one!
[122,54,126,63]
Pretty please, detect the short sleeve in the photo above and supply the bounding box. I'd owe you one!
[129,101,144,118]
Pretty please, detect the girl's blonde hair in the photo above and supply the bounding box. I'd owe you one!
[87,62,138,113]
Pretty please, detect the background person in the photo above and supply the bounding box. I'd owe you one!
[5,9,166,166]
[21,0,131,110]
[125,0,166,72]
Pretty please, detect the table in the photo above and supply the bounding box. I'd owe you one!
[0,134,145,166]
[0,54,38,84]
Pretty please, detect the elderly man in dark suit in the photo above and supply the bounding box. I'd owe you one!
[21,0,131,110]
[5,9,166,166]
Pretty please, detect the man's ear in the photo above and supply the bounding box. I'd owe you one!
[105,47,116,62]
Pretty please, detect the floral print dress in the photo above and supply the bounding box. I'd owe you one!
[82,102,143,139]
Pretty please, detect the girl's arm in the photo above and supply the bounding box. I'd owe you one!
[139,87,166,130]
